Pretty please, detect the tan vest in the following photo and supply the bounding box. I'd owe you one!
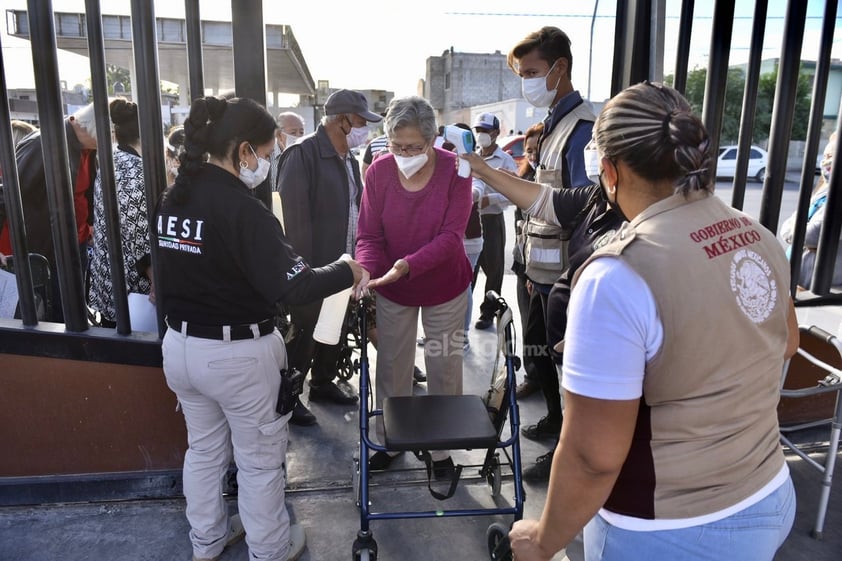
[575,191,789,519]
[524,101,595,285]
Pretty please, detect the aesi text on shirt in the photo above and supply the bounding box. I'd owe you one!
[157,214,204,255]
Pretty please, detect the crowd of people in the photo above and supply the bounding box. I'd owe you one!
[0,21,823,561]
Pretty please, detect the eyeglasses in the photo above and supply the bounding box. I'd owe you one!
[388,142,427,156]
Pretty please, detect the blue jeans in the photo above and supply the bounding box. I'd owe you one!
[584,476,795,561]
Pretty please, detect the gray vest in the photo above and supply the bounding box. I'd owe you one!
[524,101,595,285]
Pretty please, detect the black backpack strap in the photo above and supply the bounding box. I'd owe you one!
[413,450,463,501]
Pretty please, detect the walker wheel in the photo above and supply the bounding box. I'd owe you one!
[486,523,511,560]
[486,454,502,498]
[352,534,378,561]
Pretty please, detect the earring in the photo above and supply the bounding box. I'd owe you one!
[609,184,617,194]
[239,160,248,168]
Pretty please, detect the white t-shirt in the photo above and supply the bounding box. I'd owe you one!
[562,257,663,400]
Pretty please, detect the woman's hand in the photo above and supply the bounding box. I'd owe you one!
[366,258,409,291]
[340,255,365,285]
[353,268,371,300]
[145,265,156,305]
[509,519,554,561]
[461,152,491,178]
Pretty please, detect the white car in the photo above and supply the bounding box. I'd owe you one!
[716,145,768,182]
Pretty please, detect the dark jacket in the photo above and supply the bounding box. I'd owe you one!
[0,120,94,268]
[546,186,622,363]
[277,125,363,267]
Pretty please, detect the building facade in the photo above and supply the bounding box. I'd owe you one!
[424,48,522,126]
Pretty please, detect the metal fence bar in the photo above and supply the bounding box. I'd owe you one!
[758,0,807,234]
[730,0,769,211]
[802,0,839,295]
[85,0,130,334]
[672,0,695,95]
[130,0,167,336]
[811,98,842,294]
[0,35,38,326]
[26,0,88,331]
[701,0,735,173]
[185,0,204,102]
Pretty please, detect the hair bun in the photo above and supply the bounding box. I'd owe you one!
[109,97,138,126]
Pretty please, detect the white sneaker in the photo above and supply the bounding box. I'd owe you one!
[285,524,307,561]
[192,514,245,561]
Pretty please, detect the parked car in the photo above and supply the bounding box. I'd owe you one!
[716,145,768,182]
[498,134,525,165]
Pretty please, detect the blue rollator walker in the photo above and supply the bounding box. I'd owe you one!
[351,291,525,561]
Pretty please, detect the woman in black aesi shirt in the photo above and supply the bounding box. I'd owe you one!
[156,96,365,561]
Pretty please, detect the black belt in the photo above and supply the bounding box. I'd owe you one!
[166,317,275,341]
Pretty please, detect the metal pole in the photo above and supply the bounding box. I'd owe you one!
[794,0,837,296]
[701,0,735,176]
[588,0,599,101]
[231,0,271,210]
[811,97,842,294]
[730,0,768,211]
[673,0,694,95]
[26,0,88,331]
[0,35,38,326]
[85,0,131,334]
[758,0,807,234]
[130,0,168,336]
[185,0,204,102]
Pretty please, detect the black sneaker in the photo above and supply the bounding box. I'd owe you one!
[522,450,554,483]
[521,416,561,442]
[413,366,427,384]
[370,451,402,471]
[308,381,358,404]
[432,457,456,481]
[289,399,317,426]
[474,317,493,330]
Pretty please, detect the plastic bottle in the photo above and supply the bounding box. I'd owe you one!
[313,286,352,345]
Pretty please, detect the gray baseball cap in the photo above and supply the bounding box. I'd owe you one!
[324,89,382,122]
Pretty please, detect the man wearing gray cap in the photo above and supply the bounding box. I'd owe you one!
[277,89,381,425]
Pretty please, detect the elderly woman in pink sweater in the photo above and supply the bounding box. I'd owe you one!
[355,96,473,479]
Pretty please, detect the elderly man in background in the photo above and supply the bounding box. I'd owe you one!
[269,111,306,192]
[0,103,99,322]
[277,89,381,425]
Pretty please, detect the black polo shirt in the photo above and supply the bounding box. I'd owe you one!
[156,163,310,325]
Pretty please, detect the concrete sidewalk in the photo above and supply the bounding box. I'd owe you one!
[0,273,839,561]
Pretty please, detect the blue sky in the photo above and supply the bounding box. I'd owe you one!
[1,0,840,102]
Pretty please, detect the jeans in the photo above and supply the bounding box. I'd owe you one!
[584,476,796,561]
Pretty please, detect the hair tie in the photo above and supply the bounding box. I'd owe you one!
[686,167,708,177]
[662,112,673,137]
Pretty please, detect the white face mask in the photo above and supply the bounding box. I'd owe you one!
[346,126,369,149]
[282,132,300,147]
[394,153,429,179]
[522,59,561,108]
[476,132,493,149]
[239,145,271,189]
[584,147,601,185]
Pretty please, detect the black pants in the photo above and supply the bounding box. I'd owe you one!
[474,213,506,320]
[523,287,561,423]
[286,298,344,386]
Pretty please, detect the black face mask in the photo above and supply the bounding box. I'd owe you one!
[596,171,628,222]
